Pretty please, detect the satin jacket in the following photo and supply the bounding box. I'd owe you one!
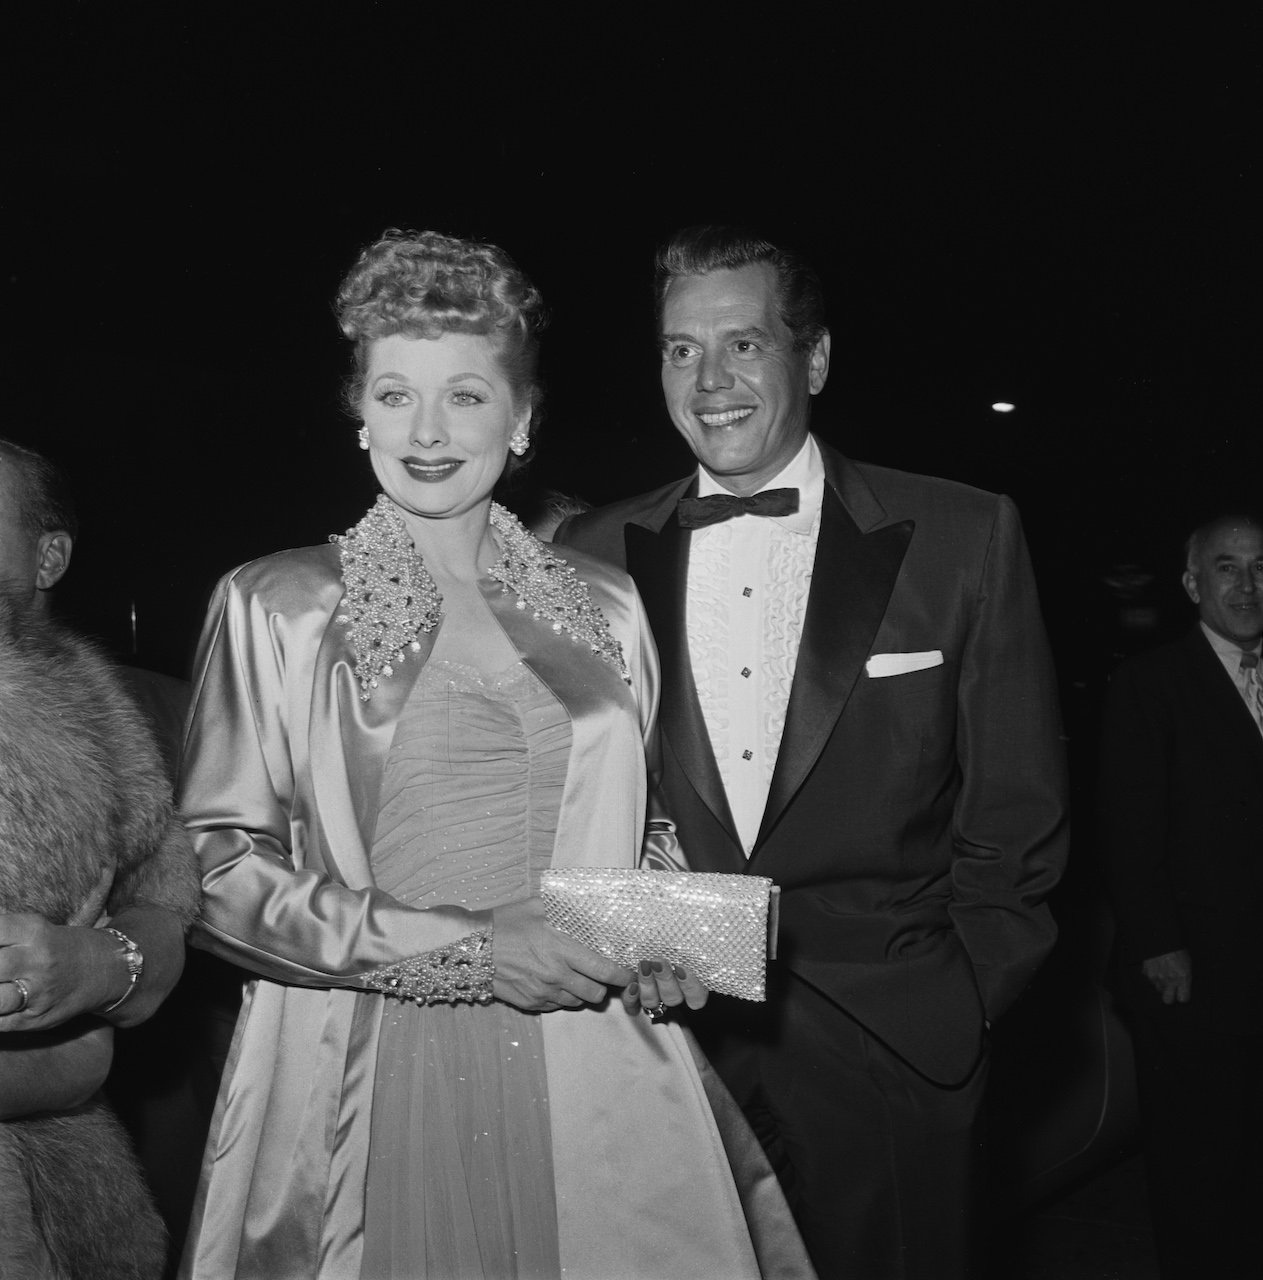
[177,540,807,1279]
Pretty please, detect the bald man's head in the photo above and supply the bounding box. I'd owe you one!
[0,440,76,614]
[1182,514,1263,647]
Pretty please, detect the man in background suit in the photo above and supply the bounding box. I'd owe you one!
[1101,513,1263,1279]
[557,227,1068,1279]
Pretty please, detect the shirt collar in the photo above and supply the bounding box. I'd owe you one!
[695,435,824,536]
[1200,621,1263,662]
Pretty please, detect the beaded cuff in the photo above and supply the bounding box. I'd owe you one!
[361,929,495,1006]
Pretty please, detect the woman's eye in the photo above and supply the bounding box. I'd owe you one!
[451,390,485,405]
[376,390,409,407]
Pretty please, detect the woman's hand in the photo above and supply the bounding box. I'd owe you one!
[0,914,123,1028]
[491,898,633,1012]
[0,907,186,1030]
[621,959,709,1019]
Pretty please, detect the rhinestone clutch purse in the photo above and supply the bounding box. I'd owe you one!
[540,868,780,1001]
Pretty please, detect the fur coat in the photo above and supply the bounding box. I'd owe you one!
[0,599,201,1280]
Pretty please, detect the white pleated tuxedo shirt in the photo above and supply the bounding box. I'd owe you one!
[685,436,825,855]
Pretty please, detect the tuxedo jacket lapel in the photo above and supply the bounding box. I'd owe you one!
[625,488,741,854]
[757,451,914,848]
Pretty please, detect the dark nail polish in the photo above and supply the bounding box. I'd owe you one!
[639,960,652,976]
[672,965,687,980]
[650,961,664,973]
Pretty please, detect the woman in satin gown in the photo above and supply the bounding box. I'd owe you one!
[177,230,812,1280]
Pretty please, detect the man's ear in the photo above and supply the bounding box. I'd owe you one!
[35,530,72,591]
[1181,568,1199,605]
[808,331,831,396]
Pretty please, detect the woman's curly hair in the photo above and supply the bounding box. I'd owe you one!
[336,230,546,434]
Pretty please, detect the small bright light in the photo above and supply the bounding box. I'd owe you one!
[991,402,1016,413]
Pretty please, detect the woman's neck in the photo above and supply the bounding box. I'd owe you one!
[396,500,499,584]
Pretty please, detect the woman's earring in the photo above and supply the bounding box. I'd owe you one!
[357,427,370,451]
[509,430,529,457]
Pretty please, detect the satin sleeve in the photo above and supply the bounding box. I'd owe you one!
[179,565,489,988]
[625,581,688,873]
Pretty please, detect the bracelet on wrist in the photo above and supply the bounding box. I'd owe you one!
[98,926,144,1014]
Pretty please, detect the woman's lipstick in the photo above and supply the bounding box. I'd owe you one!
[402,456,464,482]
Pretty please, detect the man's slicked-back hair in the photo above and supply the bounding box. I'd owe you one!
[0,438,78,541]
[654,225,828,353]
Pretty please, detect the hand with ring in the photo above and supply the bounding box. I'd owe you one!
[0,912,128,1028]
[621,958,709,1021]
[0,977,31,1017]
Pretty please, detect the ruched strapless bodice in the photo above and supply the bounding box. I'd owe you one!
[371,659,571,910]
[363,660,572,1280]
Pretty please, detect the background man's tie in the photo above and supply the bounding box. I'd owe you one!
[1238,650,1263,729]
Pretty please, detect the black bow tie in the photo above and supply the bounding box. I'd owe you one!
[676,487,800,530]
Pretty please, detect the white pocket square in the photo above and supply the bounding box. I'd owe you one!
[865,650,944,678]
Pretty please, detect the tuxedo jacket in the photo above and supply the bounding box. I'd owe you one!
[1100,628,1263,1030]
[558,440,1068,1084]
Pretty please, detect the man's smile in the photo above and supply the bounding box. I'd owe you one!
[695,408,755,427]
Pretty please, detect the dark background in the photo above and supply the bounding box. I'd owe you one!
[2,6,1255,686]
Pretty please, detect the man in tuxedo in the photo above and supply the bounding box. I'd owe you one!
[1101,513,1263,1279]
[556,227,1068,1278]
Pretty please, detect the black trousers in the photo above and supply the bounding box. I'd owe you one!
[1121,970,1263,1280]
[694,974,988,1280]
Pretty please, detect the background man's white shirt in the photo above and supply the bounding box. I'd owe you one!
[1201,621,1263,737]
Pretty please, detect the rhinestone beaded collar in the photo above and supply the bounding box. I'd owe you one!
[332,495,629,700]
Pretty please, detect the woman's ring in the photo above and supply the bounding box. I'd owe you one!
[645,1001,668,1024]
[8,978,31,1014]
